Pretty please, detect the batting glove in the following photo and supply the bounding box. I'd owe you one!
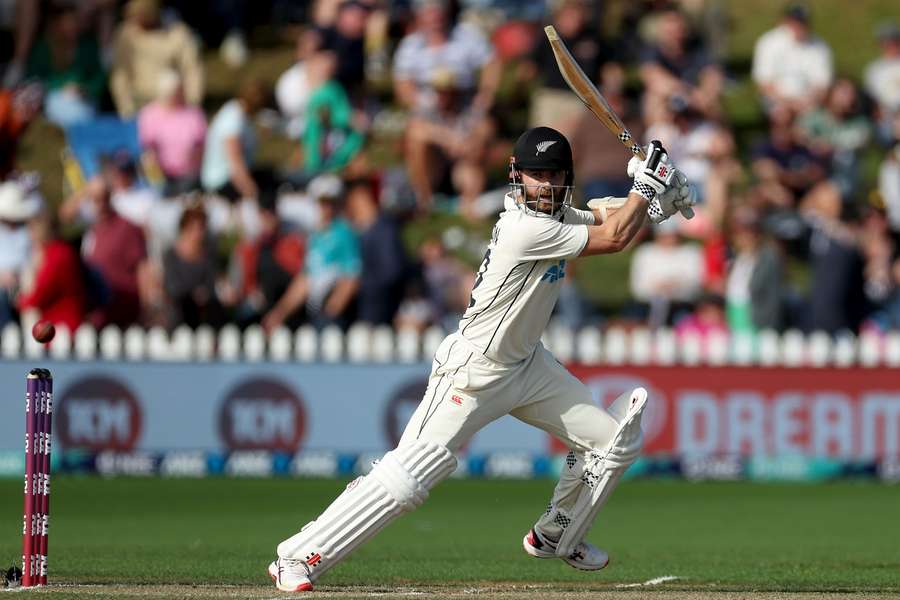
[627,140,674,202]
[628,141,696,223]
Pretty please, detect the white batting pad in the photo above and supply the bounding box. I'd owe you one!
[541,387,647,557]
[277,440,456,580]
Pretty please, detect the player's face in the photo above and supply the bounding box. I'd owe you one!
[520,169,566,214]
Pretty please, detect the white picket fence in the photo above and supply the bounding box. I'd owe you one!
[4,321,900,367]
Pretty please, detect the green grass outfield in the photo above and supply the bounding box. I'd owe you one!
[1,478,899,598]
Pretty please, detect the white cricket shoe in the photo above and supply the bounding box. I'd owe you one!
[523,528,609,571]
[268,558,314,592]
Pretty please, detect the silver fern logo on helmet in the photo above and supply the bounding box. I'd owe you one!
[535,141,557,155]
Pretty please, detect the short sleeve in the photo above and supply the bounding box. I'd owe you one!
[501,216,589,261]
[338,225,362,276]
[217,103,244,138]
[459,23,493,70]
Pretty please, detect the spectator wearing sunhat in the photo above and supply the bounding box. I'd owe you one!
[0,181,41,327]
[751,3,833,114]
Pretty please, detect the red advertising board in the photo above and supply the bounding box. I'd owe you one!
[566,366,900,459]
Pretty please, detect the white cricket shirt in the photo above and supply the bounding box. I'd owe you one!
[457,194,594,364]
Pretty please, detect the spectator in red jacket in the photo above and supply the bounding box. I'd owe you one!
[18,211,86,333]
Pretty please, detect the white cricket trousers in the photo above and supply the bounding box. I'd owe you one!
[399,333,619,454]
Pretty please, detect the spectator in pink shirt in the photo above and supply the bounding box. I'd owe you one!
[138,69,207,196]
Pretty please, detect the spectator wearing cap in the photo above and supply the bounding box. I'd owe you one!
[345,180,407,325]
[162,205,223,328]
[864,22,900,143]
[110,0,204,117]
[629,219,705,328]
[227,188,305,325]
[640,8,723,121]
[138,69,207,197]
[725,207,784,334]
[262,175,360,330]
[201,78,269,201]
[0,83,42,180]
[25,3,105,128]
[0,181,41,327]
[752,4,833,114]
[18,210,87,333]
[79,176,148,328]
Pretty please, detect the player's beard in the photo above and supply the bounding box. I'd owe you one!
[523,183,564,215]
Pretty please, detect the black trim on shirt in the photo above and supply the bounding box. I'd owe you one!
[483,261,538,355]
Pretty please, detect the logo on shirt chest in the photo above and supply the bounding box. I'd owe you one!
[540,260,566,284]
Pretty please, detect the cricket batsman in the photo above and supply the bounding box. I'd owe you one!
[269,127,696,591]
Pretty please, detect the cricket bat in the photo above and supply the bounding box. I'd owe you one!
[544,25,693,219]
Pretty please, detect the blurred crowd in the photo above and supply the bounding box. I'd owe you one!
[0,0,898,342]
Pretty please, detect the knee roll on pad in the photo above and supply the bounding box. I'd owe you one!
[276,440,456,579]
[370,441,456,510]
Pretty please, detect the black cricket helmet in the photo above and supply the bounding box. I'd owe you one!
[509,126,574,217]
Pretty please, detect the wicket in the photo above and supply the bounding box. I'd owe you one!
[22,368,53,587]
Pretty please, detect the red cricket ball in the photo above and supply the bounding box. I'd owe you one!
[31,320,56,344]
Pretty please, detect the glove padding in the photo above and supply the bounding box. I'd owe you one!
[627,141,696,223]
[650,170,696,223]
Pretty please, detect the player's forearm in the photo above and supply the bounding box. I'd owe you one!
[580,192,647,256]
